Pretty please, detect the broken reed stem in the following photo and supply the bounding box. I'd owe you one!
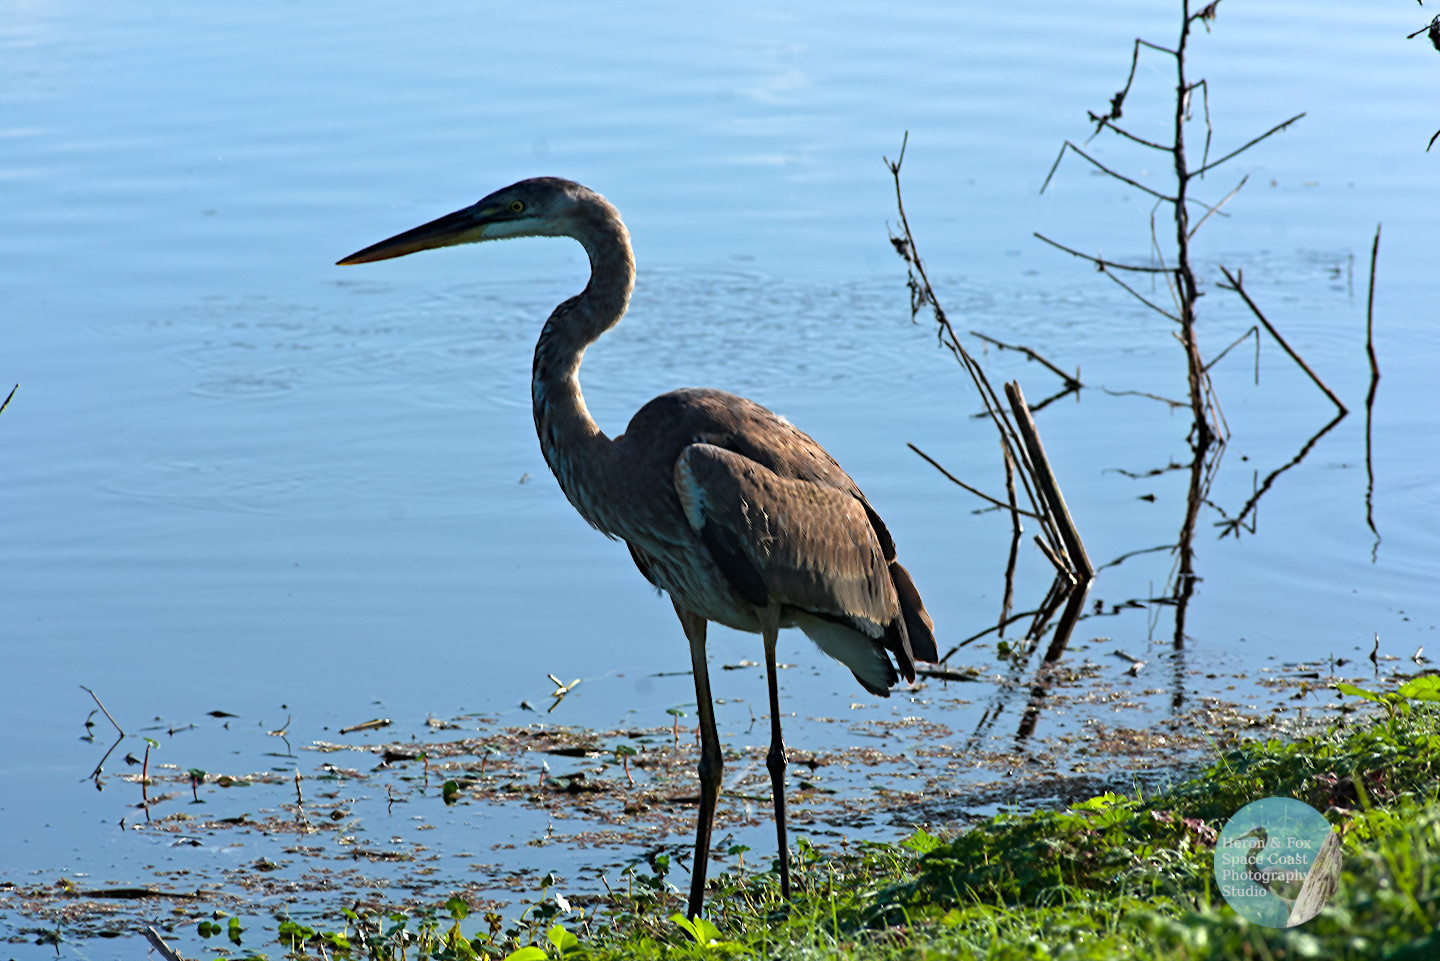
[143,926,185,961]
[0,384,16,418]
[1216,264,1347,414]
[1366,224,1381,384]
[1005,381,1094,582]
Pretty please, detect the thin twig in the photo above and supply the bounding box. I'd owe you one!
[907,443,1041,519]
[939,607,1047,660]
[1187,173,1248,239]
[0,384,16,418]
[1041,140,1177,202]
[1032,233,1176,275]
[80,685,126,782]
[887,136,1055,549]
[1099,386,1188,409]
[1216,265,1348,413]
[1190,113,1306,179]
[1085,37,1178,139]
[1365,224,1381,384]
[1194,78,1213,174]
[1203,325,1259,376]
[1101,268,1182,323]
[969,331,1082,389]
[80,686,124,737]
[1086,114,1170,151]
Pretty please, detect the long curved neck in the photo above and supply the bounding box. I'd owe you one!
[531,197,635,524]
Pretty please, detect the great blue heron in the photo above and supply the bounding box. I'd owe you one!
[338,177,937,918]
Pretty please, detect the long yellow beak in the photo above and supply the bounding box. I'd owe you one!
[336,204,489,265]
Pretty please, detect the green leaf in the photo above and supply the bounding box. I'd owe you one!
[546,923,579,952]
[670,912,700,942]
[1397,675,1440,701]
[1334,683,1383,703]
[900,828,943,855]
[690,916,724,945]
[503,948,548,961]
[1071,792,1124,811]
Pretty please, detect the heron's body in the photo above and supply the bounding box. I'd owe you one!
[339,177,936,918]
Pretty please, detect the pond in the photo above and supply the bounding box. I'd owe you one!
[2,0,1437,956]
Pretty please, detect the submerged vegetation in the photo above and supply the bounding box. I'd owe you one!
[139,679,1438,960]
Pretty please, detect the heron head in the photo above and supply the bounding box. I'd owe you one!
[337,177,593,265]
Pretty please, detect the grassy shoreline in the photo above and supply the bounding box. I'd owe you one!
[202,679,1437,961]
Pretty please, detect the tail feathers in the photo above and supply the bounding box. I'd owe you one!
[889,560,937,664]
[793,612,896,697]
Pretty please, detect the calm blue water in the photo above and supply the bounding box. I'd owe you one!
[2,0,1436,955]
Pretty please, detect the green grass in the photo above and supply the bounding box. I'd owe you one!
[212,680,1439,961]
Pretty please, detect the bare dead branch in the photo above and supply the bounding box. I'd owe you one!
[1099,386,1189,410]
[1041,140,1177,202]
[970,331,1082,389]
[1203,325,1259,375]
[1216,265,1348,414]
[1187,173,1248,238]
[1102,268,1182,323]
[1088,37,1180,137]
[907,442,1041,519]
[888,137,1060,552]
[1190,113,1306,179]
[1194,78,1214,173]
[1032,232,1177,275]
[1086,114,1170,151]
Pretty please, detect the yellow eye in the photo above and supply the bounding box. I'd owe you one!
[509,200,525,213]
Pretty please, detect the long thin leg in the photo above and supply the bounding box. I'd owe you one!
[762,621,791,900]
[675,603,722,920]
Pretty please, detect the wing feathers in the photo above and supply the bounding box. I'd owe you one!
[676,444,897,634]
